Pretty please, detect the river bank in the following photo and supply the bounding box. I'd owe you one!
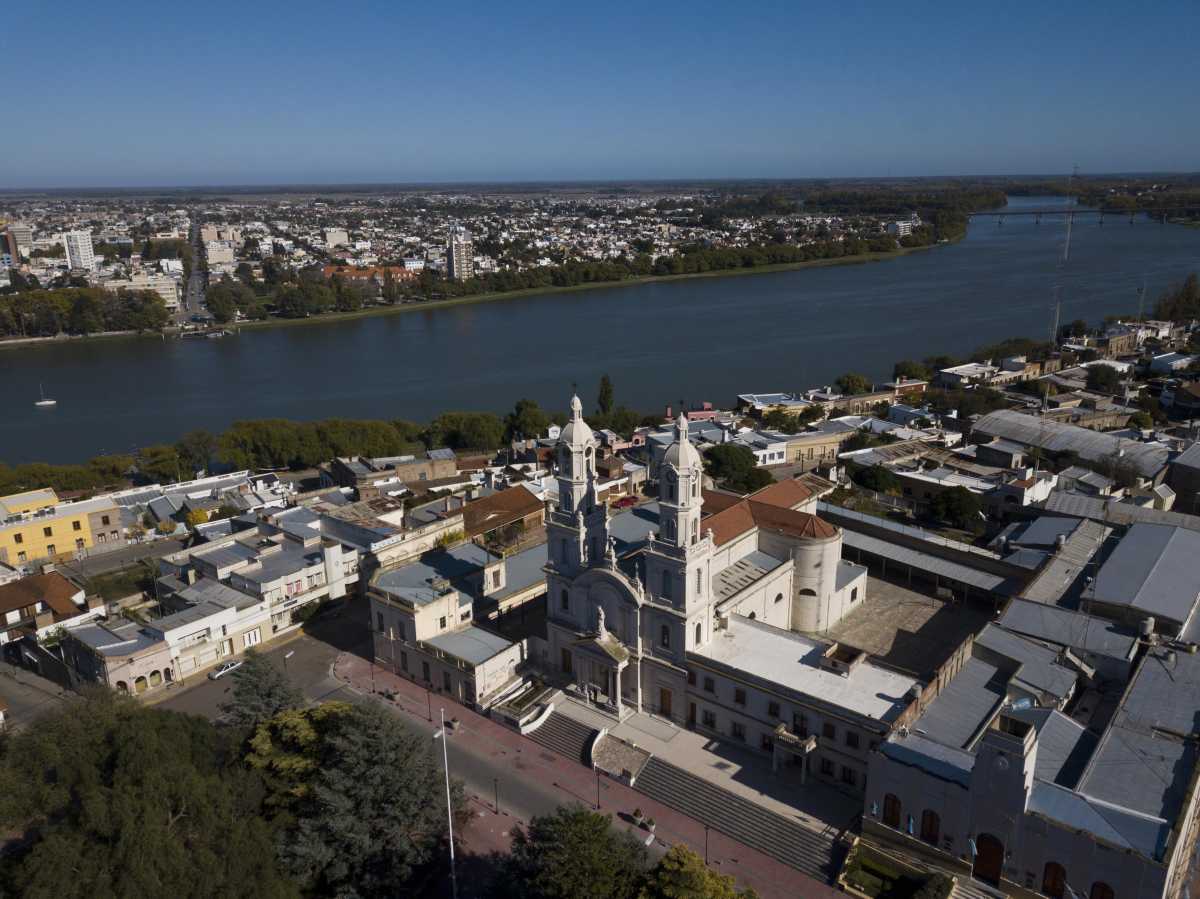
[0,241,945,350]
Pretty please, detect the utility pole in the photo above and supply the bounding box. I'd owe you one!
[434,709,458,899]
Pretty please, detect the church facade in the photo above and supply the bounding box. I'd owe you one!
[542,395,898,793]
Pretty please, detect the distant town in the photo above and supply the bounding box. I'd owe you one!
[2,240,1200,896]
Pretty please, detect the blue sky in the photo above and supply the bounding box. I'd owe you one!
[3,0,1197,187]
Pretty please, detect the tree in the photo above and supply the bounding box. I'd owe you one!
[506,398,551,442]
[1129,410,1154,430]
[930,486,983,529]
[136,443,181,483]
[176,429,216,475]
[892,360,931,381]
[834,372,873,396]
[274,702,464,897]
[597,374,614,416]
[638,845,757,899]
[220,648,303,730]
[851,464,899,493]
[703,445,773,494]
[185,508,210,528]
[0,691,294,899]
[499,806,648,899]
[1086,364,1122,394]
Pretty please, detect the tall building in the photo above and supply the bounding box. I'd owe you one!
[447,230,475,281]
[5,222,33,259]
[63,230,96,271]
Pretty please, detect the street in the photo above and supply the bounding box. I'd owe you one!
[57,537,186,580]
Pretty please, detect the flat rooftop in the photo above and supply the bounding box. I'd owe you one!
[825,577,990,678]
[693,615,919,724]
[425,625,513,666]
[1092,523,1200,624]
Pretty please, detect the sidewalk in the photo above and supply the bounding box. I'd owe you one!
[334,653,843,899]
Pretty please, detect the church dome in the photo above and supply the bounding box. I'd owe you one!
[559,393,595,449]
[662,413,701,471]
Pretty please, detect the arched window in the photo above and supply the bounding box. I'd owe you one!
[115,680,129,693]
[660,624,670,648]
[560,589,569,611]
[920,809,940,845]
[149,670,163,687]
[851,587,859,601]
[1089,884,1114,899]
[1042,863,1067,899]
[695,568,702,595]
[661,571,671,599]
[799,588,817,597]
[695,622,702,645]
[882,793,901,828]
[692,480,698,498]
[774,593,783,604]
[748,612,756,620]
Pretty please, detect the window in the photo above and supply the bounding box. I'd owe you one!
[794,713,808,737]
[1089,884,1114,899]
[243,628,261,648]
[694,622,701,645]
[851,587,859,601]
[439,616,447,630]
[97,533,106,543]
[422,661,431,682]
[882,794,901,828]
[560,589,569,611]
[443,671,452,692]
[660,624,670,648]
[75,538,84,550]
[761,733,774,752]
[46,544,55,556]
[731,722,745,742]
[822,722,836,740]
[400,651,408,672]
[16,551,26,563]
[734,688,746,706]
[377,612,385,633]
[774,592,783,604]
[696,568,702,595]
[703,677,714,693]
[43,526,52,537]
[72,521,81,531]
[920,810,940,845]
[492,570,501,588]
[820,757,834,776]
[561,648,573,674]
[12,533,21,545]
[845,731,860,749]
[687,669,696,686]
[101,515,110,526]
[841,766,857,786]
[702,710,716,728]
[661,571,671,599]
[768,701,780,719]
[396,621,406,641]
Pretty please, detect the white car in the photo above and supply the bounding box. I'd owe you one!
[208,660,244,680]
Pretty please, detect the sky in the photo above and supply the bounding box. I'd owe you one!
[2,0,1198,187]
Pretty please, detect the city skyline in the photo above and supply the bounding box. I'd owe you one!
[4,0,1199,188]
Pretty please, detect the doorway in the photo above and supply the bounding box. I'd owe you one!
[659,687,672,719]
[972,833,1004,885]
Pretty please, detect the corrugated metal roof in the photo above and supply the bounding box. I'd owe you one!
[839,530,1011,594]
[998,598,1136,660]
[1092,523,1200,623]
[1028,781,1169,859]
[712,550,785,602]
[975,624,1076,702]
[425,625,512,665]
[1043,490,1200,532]
[914,657,1006,749]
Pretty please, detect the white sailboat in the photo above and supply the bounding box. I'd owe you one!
[35,384,56,407]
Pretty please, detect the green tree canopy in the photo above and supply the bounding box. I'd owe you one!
[1085,364,1122,394]
[176,429,216,475]
[220,648,303,730]
[0,691,294,899]
[892,359,931,381]
[638,845,758,899]
[703,445,773,494]
[597,374,614,416]
[930,485,983,530]
[136,443,182,483]
[499,807,648,899]
[834,372,873,396]
[268,702,464,897]
[506,398,551,442]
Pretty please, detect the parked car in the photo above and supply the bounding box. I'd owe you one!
[208,660,243,680]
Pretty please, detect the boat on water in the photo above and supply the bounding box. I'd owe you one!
[35,384,56,407]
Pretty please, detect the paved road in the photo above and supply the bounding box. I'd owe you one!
[155,607,570,828]
[0,663,70,731]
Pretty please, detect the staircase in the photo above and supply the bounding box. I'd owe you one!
[633,756,839,882]
[528,711,599,766]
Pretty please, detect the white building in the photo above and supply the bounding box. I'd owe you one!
[205,241,235,265]
[104,273,181,311]
[64,230,96,271]
[448,230,475,281]
[324,228,349,249]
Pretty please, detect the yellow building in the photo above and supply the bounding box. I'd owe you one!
[0,490,123,566]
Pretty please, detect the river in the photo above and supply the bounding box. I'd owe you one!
[3,196,1199,464]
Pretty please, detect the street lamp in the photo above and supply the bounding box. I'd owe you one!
[433,708,459,899]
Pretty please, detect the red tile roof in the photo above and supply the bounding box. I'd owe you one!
[747,478,815,510]
[701,498,838,546]
[0,572,82,617]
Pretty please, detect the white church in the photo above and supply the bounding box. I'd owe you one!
[541,395,918,791]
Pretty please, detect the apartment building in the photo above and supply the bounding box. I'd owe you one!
[0,490,123,566]
[448,230,475,281]
[103,273,181,311]
[0,572,104,646]
[63,230,95,271]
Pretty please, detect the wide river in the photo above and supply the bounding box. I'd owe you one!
[4,196,1199,464]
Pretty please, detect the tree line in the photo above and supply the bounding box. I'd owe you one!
[0,287,170,337]
[0,654,756,899]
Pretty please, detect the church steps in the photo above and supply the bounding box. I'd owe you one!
[527,711,598,766]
